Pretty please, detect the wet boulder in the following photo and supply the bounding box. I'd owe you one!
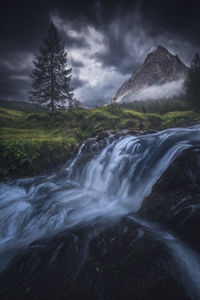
[0,218,190,300]
[139,147,200,251]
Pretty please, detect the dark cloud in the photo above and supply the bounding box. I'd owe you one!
[95,16,143,75]
[69,58,84,68]
[0,65,30,101]
[0,1,50,54]
[140,1,200,44]
[0,0,200,105]
[0,53,32,101]
[71,77,88,89]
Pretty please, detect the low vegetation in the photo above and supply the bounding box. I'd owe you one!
[1,102,200,178]
[118,96,189,114]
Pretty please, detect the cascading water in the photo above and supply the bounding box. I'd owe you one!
[1,125,200,298]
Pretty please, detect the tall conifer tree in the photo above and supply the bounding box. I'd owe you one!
[30,23,73,110]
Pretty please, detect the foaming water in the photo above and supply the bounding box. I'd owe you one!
[0,126,200,277]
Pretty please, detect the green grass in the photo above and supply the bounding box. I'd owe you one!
[161,111,200,128]
[1,104,200,178]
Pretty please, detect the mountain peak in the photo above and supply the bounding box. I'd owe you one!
[112,46,188,103]
[156,45,169,52]
[153,45,175,56]
[145,45,176,64]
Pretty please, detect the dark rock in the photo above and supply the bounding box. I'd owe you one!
[0,219,190,300]
[86,218,189,300]
[139,147,200,252]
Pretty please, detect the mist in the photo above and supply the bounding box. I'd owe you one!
[117,79,185,103]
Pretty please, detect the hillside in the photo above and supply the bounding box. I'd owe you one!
[0,100,47,113]
[1,105,200,178]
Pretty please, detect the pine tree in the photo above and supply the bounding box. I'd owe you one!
[185,53,200,110]
[30,23,73,110]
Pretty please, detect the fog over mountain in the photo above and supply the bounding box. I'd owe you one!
[118,79,185,103]
[1,0,200,106]
[113,45,188,103]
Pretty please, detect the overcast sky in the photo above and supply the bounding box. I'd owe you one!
[1,0,200,107]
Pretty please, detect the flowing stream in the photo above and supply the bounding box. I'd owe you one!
[1,126,200,298]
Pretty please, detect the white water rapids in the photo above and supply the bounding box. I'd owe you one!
[1,126,200,298]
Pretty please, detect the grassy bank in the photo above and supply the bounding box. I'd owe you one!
[1,104,200,178]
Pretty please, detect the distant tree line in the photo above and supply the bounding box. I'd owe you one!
[184,53,200,111]
[117,96,188,114]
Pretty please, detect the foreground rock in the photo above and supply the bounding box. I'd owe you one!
[0,218,189,300]
[139,146,200,252]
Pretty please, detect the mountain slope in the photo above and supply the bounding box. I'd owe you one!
[0,100,47,113]
[0,98,85,112]
[113,45,188,103]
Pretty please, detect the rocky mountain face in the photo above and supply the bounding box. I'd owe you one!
[113,45,188,103]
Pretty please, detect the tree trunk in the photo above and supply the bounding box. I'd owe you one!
[50,52,54,110]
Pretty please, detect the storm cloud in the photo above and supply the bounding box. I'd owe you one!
[0,0,200,106]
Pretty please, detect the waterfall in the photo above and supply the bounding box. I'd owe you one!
[1,125,200,297]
